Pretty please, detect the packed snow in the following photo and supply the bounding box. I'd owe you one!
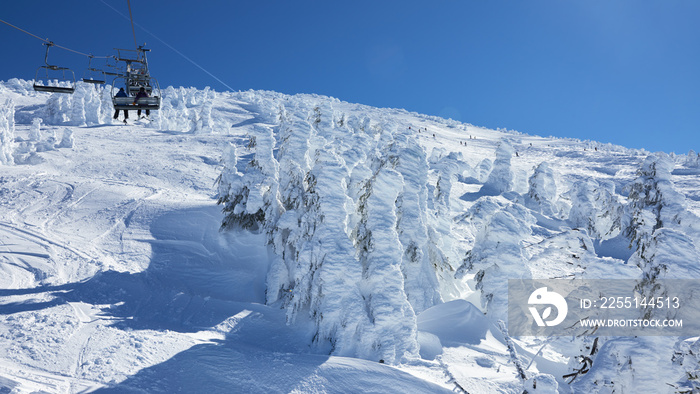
[1,77,700,393]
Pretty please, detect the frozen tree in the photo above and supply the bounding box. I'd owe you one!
[572,337,678,393]
[567,178,622,240]
[526,161,558,217]
[153,86,189,131]
[56,128,74,149]
[483,140,514,194]
[100,86,113,124]
[286,146,370,357]
[432,151,467,216]
[29,118,42,142]
[623,154,685,252]
[82,84,102,126]
[618,154,700,326]
[44,94,63,125]
[194,93,214,134]
[0,98,15,165]
[456,203,535,320]
[218,125,280,231]
[426,149,468,299]
[70,86,86,126]
[355,164,419,363]
[216,97,481,364]
[221,100,436,363]
[684,149,700,168]
[672,338,700,392]
[266,104,316,304]
[390,131,444,313]
[476,157,493,183]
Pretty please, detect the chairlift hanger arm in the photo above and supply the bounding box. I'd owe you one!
[43,42,55,67]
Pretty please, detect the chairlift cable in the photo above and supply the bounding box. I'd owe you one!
[126,0,139,51]
[0,18,49,43]
[99,0,235,91]
[0,17,112,59]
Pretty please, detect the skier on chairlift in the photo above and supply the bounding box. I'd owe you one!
[113,87,129,123]
[134,86,150,118]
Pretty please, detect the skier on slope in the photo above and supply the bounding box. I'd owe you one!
[134,86,151,119]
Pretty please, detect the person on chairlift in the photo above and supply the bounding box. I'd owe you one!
[134,86,150,118]
[113,87,129,123]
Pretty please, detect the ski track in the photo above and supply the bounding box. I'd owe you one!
[0,90,292,393]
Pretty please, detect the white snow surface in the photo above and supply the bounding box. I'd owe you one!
[1,79,700,393]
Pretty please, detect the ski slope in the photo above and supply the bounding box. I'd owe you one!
[1,78,700,393]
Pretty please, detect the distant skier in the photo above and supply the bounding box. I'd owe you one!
[134,87,151,118]
[113,87,129,123]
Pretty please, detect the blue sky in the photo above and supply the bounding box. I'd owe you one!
[2,1,699,153]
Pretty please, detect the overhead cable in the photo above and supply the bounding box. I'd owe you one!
[0,17,112,59]
[99,0,236,91]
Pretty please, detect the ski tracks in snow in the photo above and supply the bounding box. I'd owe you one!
[0,105,252,390]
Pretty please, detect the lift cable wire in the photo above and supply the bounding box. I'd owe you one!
[126,0,139,51]
[0,18,112,59]
[99,0,235,91]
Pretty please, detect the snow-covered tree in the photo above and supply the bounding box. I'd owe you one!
[483,140,515,194]
[56,128,74,149]
[44,94,63,125]
[684,149,700,168]
[476,157,493,183]
[284,145,370,357]
[456,202,535,320]
[0,98,15,165]
[390,131,444,313]
[218,125,280,231]
[194,90,215,134]
[566,178,622,240]
[153,86,190,131]
[574,155,700,392]
[29,118,42,142]
[571,337,679,393]
[623,154,685,255]
[355,164,419,363]
[81,83,101,126]
[266,104,316,304]
[99,86,113,124]
[70,85,87,126]
[526,161,558,217]
[220,100,449,363]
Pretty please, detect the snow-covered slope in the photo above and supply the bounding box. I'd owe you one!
[1,78,700,393]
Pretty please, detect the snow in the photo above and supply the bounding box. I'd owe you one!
[1,79,700,392]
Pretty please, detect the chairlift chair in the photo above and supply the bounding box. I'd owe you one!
[103,56,124,77]
[126,72,154,96]
[82,56,106,85]
[111,76,161,111]
[33,42,76,94]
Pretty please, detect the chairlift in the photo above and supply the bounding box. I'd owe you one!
[111,75,161,111]
[126,72,154,96]
[81,55,106,85]
[103,56,123,77]
[111,45,160,110]
[33,42,75,94]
